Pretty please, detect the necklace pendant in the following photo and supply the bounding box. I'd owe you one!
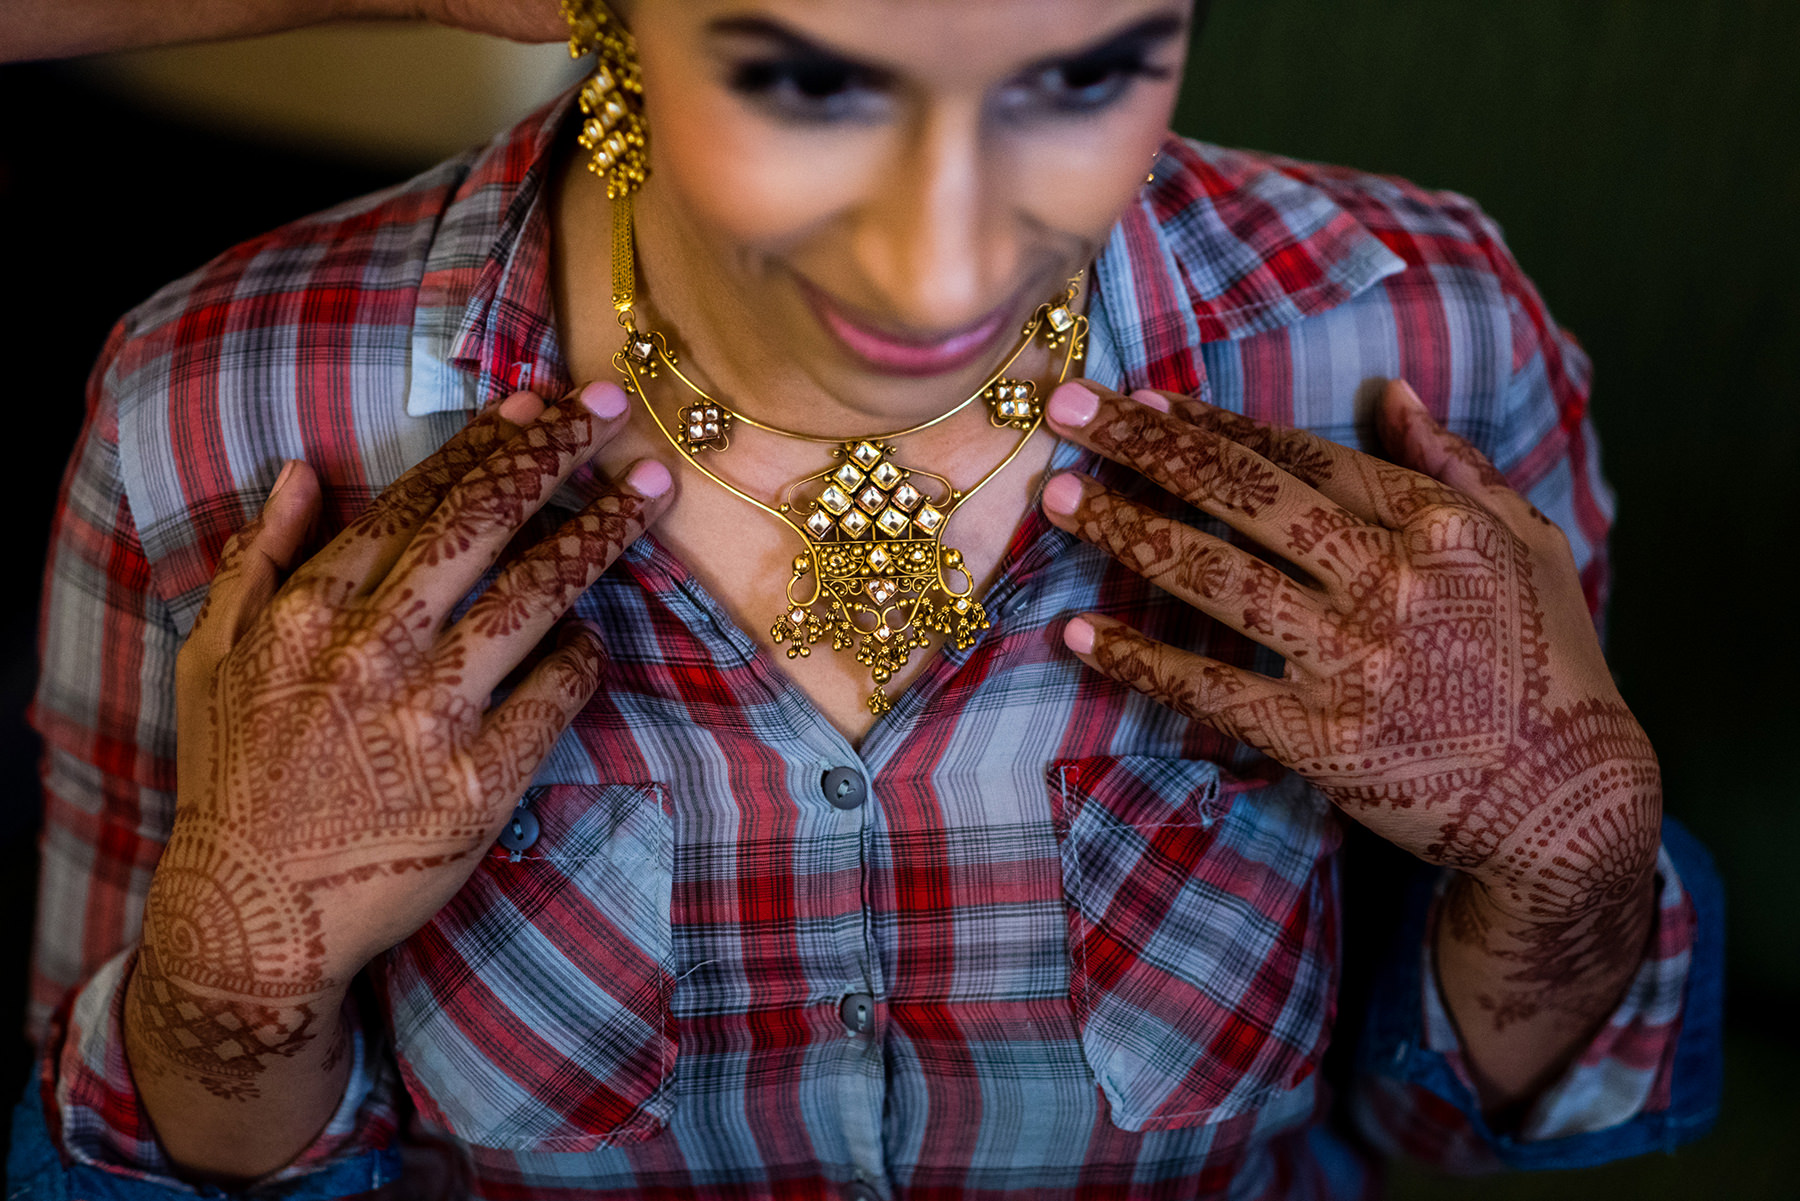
[1036,300,1089,359]
[771,440,991,715]
[616,324,674,382]
[679,401,731,453]
[625,331,660,374]
[985,378,1041,429]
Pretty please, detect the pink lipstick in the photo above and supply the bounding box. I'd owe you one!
[800,279,1016,378]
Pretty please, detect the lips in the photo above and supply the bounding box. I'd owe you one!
[799,278,1018,378]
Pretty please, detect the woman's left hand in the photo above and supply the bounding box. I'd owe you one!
[1041,379,1661,926]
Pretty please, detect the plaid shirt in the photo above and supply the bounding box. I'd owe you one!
[15,91,1721,1199]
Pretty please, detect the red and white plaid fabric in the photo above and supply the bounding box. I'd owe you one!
[23,90,1707,1199]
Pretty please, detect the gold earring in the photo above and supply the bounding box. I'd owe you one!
[559,0,650,199]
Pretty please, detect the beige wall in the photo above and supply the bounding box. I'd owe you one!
[75,21,582,167]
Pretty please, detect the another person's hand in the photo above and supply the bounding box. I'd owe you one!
[2,0,565,66]
[1041,379,1661,928]
[127,384,669,1104]
[383,0,565,43]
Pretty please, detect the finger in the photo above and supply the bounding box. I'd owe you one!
[1042,472,1329,670]
[1063,613,1294,756]
[464,621,608,823]
[182,460,322,672]
[375,383,633,636]
[1044,380,1367,582]
[1376,380,1554,535]
[437,459,672,697]
[295,390,546,591]
[1143,389,1344,492]
[1135,385,1469,531]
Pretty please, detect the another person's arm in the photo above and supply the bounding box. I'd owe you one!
[1,0,562,65]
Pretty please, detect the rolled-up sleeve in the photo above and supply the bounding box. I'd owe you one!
[14,325,403,1198]
[5,943,401,1195]
[6,947,401,1198]
[1351,816,1723,1172]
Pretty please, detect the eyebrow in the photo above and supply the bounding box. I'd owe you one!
[705,10,1188,75]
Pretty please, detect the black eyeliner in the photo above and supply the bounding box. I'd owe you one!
[1015,13,1187,82]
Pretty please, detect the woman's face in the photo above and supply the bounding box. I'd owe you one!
[627,0,1194,417]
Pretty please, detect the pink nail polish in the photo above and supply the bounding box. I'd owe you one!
[498,391,543,424]
[1135,391,1172,414]
[581,381,629,420]
[1041,473,1085,516]
[1393,379,1428,415]
[1046,381,1100,428]
[625,459,673,498]
[1064,617,1096,656]
[268,459,297,500]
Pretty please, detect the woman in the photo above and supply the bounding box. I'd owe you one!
[13,0,1719,1196]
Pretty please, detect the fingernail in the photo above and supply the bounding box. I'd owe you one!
[1046,380,1100,429]
[1135,391,1172,414]
[558,619,604,649]
[1041,473,1085,516]
[266,459,297,503]
[1394,379,1428,416]
[625,459,673,498]
[1064,616,1096,656]
[581,381,629,420]
[498,390,542,424]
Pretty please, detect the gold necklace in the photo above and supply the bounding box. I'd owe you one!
[606,194,1089,714]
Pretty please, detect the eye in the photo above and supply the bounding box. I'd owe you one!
[999,51,1175,118]
[728,58,891,123]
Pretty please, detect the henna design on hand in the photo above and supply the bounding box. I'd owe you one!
[402,411,598,573]
[133,399,645,1100]
[1168,399,1338,489]
[457,494,648,642]
[1083,401,1286,517]
[1057,387,1661,962]
[339,406,518,544]
[1065,487,1319,663]
[128,846,329,1099]
[1441,866,1655,1033]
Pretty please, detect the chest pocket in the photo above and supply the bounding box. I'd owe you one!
[1049,756,1340,1132]
[383,782,677,1151]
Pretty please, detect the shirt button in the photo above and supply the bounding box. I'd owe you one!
[839,992,876,1036]
[821,766,866,811]
[495,807,540,857]
[843,1182,881,1201]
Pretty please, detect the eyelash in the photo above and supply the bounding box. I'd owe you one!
[1009,52,1176,116]
[726,51,1172,124]
[727,59,888,123]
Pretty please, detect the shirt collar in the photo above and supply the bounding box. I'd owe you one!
[406,89,577,417]
[405,105,1405,418]
[1092,137,1407,395]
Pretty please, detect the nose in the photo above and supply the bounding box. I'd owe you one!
[848,101,1022,332]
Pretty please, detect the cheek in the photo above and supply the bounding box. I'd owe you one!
[649,85,870,253]
[1011,111,1172,248]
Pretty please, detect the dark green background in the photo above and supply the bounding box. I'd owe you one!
[0,0,1794,1193]
[1176,2,1800,1196]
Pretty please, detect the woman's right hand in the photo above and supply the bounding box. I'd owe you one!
[126,383,670,1112]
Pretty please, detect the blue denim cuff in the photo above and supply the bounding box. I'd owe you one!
[1355,815,1724,1170]
[5,1067,405,1200]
